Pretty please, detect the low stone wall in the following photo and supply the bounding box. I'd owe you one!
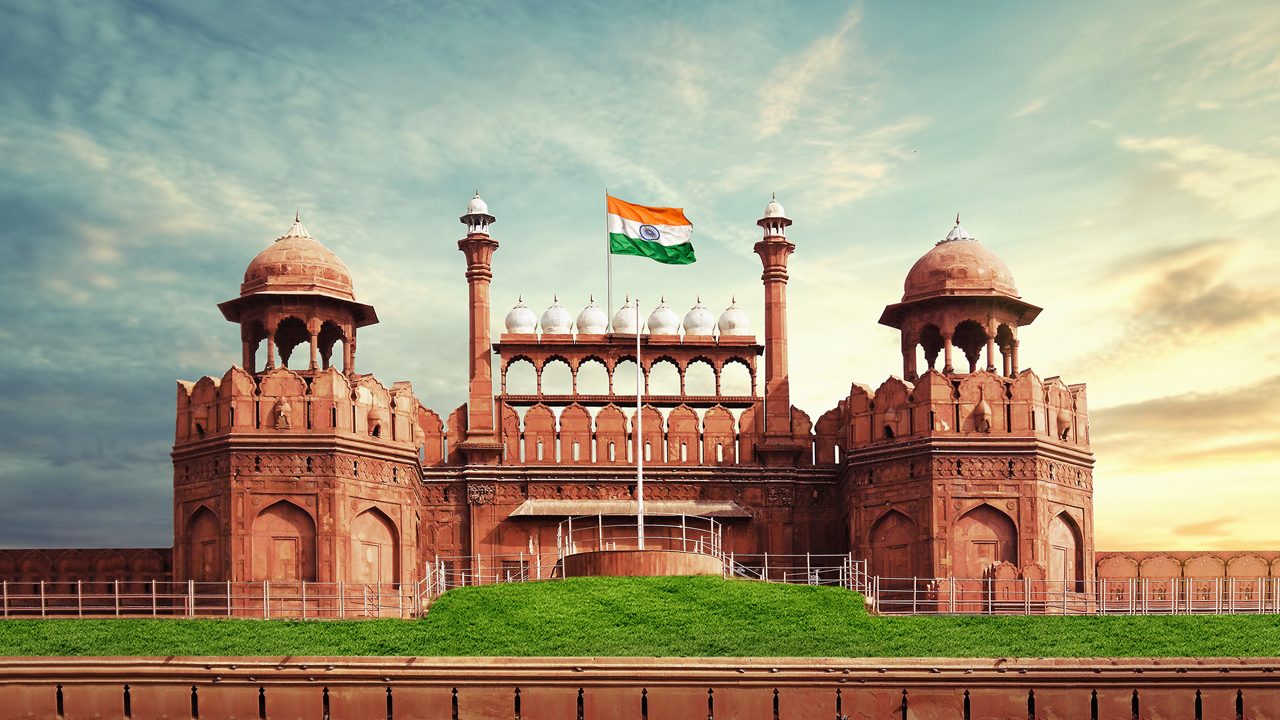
[561,549,723,578]
[2,656,1277,719]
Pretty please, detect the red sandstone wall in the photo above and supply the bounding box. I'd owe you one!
[1097,550,1280,579]
[0,548,171,584]
[1,656,1276,720]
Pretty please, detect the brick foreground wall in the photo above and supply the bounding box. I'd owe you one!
[2,656,1278,719]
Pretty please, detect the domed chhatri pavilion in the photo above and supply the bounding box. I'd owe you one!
[160,193,1100,592]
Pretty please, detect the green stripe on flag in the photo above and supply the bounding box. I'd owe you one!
[609,233,697,265]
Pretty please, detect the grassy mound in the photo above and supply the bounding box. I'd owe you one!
[1,576,1279,657]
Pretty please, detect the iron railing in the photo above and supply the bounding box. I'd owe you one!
[0,580,417,619]
[557,514,723,558]
[870,576,1280,615]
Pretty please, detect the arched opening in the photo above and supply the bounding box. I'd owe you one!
[318,321,344,371]
[951,320,987,374]
[575,359,609,395]
[504,359,536,395]
[995,324,1016,377]
[918,324,944,372]
[869,510,918,579]
[186,506,220,582]
[251,501,317,582]
[244,320,268,372]
[953,504,1018,577]
[720,360,753,396]
[1048,512,1084,592]
[613,359,639,397]
[685,360,716,395]
[648,359,680,395]
[351,507,399,586]
[540,359,572,395]
[275,316,310,369]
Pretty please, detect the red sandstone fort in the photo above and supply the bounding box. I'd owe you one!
[1,194,1272,609]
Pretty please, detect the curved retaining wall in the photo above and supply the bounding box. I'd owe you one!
[2,657,1279,719]
[561,549,723,577]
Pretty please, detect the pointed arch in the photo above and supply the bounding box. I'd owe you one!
[523,404,556,464]
[351,506,400,585]
[1048,512,1084,591]
[869,510,919,580]
[251,500,317,582]
[187,505,221,582]
[559,404,592,463]
[666,404,699,465]
[594,404,628,464]
[953,503,1017,577]
[702,405,736,465]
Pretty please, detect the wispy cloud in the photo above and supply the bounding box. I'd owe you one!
[1120,136,1280,220]
[756,6,862,137]
[1013,98,1047,118]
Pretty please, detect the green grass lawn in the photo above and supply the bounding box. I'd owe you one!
[1,576,1278,657]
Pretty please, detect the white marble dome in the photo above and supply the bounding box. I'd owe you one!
[465,192,489,216]
[612,296,639,334]
[647,297,680,335]
[717,297,752,336]
[683,297,716,335]
[576,296,608,334]
[763,195,787,219]
[504,296,537,334]
[540,296,573,334]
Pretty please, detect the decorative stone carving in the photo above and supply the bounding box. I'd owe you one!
[765,486,795,507]
[466,484,496,505]
[272,398,292,429]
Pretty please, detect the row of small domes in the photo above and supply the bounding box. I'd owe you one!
[505,296,751,336]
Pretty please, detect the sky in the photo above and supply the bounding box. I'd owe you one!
[0,0,1278,551]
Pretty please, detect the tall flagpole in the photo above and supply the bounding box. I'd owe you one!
[605,191,613,333]
[635,295,644,549]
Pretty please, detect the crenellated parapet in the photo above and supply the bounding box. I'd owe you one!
[810,369,1090,464]
[175,367,427,448]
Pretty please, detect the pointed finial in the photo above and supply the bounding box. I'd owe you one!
[518,294,523,303]
[696,294,702,303]
[553,293,558,303]
[955,212,961,225]
[295,209,300,223]
[771,191,776,200]
[475,189,480,198]
[589,293,595,303]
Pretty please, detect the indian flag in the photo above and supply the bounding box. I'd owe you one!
[607,195,696,265]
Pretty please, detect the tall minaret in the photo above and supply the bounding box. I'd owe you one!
[456,192,503,465]
[753,195,799,465]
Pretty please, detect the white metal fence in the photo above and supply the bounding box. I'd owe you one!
[871,576,1280,615]
[0,580,417,619]
[557,514,724,558]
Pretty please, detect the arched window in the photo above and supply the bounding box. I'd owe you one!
[504,359,537,395]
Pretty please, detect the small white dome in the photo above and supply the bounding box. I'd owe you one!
[540,296,573,334]
[763,195,787,219]
[465,192,489,216]
[505,296,537,334]
[717,297,752,336]
[683,297,716,335]
[576,296,608,334]
[944,213,973,242]
[647,297,680,335]
[612,296,638,334]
